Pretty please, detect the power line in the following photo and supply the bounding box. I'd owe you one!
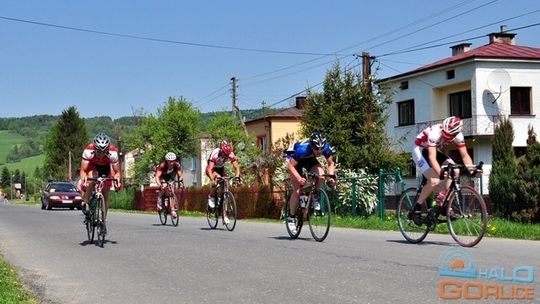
[377,21,540,58]
[0,15,342,56]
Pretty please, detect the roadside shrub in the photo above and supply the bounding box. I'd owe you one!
[334,168,378,216]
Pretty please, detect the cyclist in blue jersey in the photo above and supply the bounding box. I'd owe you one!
[285,132,336,232]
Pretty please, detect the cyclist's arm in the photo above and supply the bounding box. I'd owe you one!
[457,145,474,173]
[427,146,442,177]
[111,162,122,189]
[78,159,90,191]
[155,167,163,185]
[206,161,215,183]
[176,168,183,181]
[326,155,335,176]
[231,159,241,178]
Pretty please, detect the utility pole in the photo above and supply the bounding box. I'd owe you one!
[68,150,72,181]
[361,52,372,90]
[231,76,248,135]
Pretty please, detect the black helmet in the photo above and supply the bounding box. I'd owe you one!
[309,132,327,150]
[93,133,111,152]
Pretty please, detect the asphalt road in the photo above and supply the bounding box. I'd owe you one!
[0,204,539,304]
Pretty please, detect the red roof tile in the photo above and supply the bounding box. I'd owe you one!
[415,43,540,72]
[381,42,540,81]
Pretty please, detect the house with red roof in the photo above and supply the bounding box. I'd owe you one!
[379,27,540,193]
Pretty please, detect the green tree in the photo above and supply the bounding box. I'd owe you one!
[301,62,406,174]
[1,166,10,188]
[125,97,200,184]
[43,106,88,181]
[516,125,540,222]
[489,118,519,218]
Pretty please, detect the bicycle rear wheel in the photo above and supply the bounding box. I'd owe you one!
[96,197,106,247]
[170,195,179,227]
[308,188,331,242]
[284,192,302,239]
[223,191,237,231]
[397,188,429,243]
[206,198,218,229]
[446,185,488,247]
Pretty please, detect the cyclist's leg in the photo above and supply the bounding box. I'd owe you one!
[412,147,441,211]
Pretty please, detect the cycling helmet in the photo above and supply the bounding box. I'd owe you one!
[442,116,463,138]
[93,133,111,152]
[219,140,233,155]
[165,152,177,161]
[309,132,327,150]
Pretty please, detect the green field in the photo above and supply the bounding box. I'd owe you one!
[0,130,44,179]
[0,130,27,165]
[5,155,45,179]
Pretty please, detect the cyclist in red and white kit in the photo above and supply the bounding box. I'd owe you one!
[411,116,479,222]
[78,133,122,223]
[205,140,241,224]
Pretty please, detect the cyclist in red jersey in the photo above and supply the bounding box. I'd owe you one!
[411,116,479,223]
[154,152,183,219]
[78,133,122,224]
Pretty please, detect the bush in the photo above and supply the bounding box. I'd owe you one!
[334,168,378,216]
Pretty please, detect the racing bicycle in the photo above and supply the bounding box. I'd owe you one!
[206,176,239,231]
[84,176,118,247]
[284,173,334,242]
[397,162,488,247]
[157,180,183,227]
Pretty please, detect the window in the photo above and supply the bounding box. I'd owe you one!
[399,81,409,90]
[510,87,531,115]
[449,90,471,118]
[446,70,455,79]
[397,99,415,126]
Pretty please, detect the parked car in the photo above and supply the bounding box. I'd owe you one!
[41,181,83,210]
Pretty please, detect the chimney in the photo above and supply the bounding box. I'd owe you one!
[451,43,472,56]
[295,96,306,109]
[489,25,516,45]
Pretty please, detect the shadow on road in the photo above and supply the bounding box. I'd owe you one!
[79,239,118,247]
[386,239,454,246]
[268,236,315,242]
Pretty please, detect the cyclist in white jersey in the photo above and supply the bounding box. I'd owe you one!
[411,116,479,222]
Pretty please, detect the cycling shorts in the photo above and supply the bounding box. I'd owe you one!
[412,146,451,175]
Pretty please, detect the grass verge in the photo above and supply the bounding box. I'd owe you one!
[0,256,38,304]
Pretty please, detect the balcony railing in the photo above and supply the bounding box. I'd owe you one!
[416,115,504,137]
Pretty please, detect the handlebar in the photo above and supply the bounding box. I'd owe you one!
[441,161,484,177]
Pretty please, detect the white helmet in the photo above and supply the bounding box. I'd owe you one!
[165,152,177,161]
[442,116,463,136]
[93,133,111,152]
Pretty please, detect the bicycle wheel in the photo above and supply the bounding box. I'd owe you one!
[308,188,331,242]
[284,193,303,239]
[95,197,106,247]
[222,191,237,231]
[206,198,218,229]
[396,188,429,243]
[86,211,95,243]
[170,195,179,227]
[446,185,488,247]
[158,197,168,225]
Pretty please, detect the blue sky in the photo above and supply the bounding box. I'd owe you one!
[1,0,539,118]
